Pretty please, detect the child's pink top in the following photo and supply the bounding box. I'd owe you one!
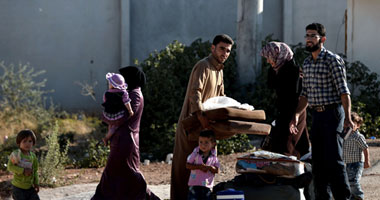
[187,146,219,189]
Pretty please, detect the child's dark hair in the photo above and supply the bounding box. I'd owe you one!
[199,130,216,142]
[16,129,36,145]
[351,112,364,126]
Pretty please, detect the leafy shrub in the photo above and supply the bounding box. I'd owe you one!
[345,61,380,137]
[0,135,18,171]
[351,101,380,138]
[0,61,56,139]
[217,134,252,155]
[138,39,241,159]
[39,123,69,187]
[79,139,109,168]
[346,61,380,116]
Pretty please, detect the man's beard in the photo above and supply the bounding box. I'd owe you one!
[212,51,225,64]
[305,40,321,52]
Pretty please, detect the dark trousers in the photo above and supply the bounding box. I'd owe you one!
[310,104,351,200]
[12,185,40,200]
[188,186,212,200]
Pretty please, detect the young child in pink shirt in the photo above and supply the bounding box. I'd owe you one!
[186,130,219,200]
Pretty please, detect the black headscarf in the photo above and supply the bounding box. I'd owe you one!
[119,66,146,90]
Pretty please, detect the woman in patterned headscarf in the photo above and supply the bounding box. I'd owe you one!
[261,42,310,158]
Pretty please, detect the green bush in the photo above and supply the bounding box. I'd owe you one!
[0,135,18,171]
[352,101,380,137]
[39,123,69,187]
[346,61,380,116]
[138,39,241,159]
[0,61,56,137]
[217,134,252,155]
[79,139,109,168]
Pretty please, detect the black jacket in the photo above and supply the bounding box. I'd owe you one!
[267,59,302,122]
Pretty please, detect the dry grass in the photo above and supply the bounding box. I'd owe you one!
[0,111,99,145]
[58,119,95,135]
[0,110,38,143]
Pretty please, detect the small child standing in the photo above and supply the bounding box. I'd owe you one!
[102,72,134,145]
[186,130,219,200]
[7,130,40,200]
[343,112,371,200]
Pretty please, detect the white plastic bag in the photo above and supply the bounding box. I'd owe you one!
[202,96,254,111]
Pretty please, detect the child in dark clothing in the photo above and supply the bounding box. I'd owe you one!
[102,72,134,145]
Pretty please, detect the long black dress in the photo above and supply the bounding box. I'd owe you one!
[267,59,310,158]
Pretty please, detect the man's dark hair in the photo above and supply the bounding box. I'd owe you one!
[306,23,326,37]
[16,129,36,145]
[199,130,216,142]
[212,34,234,46]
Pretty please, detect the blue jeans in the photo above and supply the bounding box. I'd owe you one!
[311,104,351,200]
[188,186,212,200]
[346,162,364,200]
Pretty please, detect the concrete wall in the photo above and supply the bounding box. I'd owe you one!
[0,0,351,110]
[262,0,283,41]
[0,0,238,111]
[0,0,121,111]
[129,0,237,63]
[347,0,380,75]
[290,0,347,54]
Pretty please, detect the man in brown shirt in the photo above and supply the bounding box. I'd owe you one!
[170,34,234,200]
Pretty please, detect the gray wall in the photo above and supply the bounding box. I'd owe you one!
[129,0,237,63]
[0,0,121,111]
[262,0,283,41]
[0,0,350,111]
[292,0,347,54]
[0,0,238,111]
[347,0,380,75]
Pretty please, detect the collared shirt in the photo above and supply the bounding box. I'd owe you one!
[343,131,368,163]
[301,47,350,106]
[187,146,220,189]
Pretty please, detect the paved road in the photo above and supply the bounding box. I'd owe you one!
[37,184,170,200]
[31,160,380,200]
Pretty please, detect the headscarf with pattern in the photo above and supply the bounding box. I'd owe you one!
[260,41,294,73]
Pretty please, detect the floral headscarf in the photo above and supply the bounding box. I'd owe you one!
[261,42,294,73]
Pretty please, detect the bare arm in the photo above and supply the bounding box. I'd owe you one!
[364,148,371,168]
[186,163,207,172]
[186,163,219,174]
[289,96,308,135]
[125,102,134,116]
[341,94,354,129]
[208,165,219,174]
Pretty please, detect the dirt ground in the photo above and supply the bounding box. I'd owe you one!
[1,139,380,199]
